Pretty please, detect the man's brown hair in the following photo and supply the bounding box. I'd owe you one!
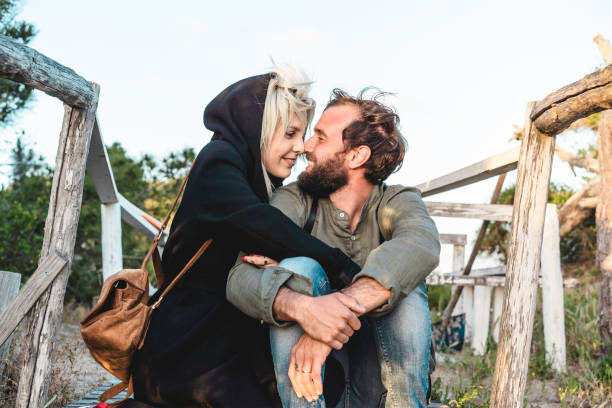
[326,88,406,183]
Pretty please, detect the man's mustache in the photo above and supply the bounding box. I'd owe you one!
[304,153,316,164]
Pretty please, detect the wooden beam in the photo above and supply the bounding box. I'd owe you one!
[531,65,612,135]
[416,146,519,197]
[0,252,67,349]
[439,233,467,245]
[16,84,100,408]
[426,272,579,289]
[0,36,94,108]
[118,193,165,242]
[425,202,513,222]
[491,102,555,408]
[86,116,118,203]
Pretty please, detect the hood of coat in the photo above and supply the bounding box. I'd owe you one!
[204,73,282,202]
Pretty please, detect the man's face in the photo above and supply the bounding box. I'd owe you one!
[297,105,360,196]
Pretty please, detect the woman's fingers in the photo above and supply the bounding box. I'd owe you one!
[241,254,279,268]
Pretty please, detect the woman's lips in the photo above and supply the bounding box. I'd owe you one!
[283,157,296,167]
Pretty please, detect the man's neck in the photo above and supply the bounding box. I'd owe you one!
[329,177,374,232]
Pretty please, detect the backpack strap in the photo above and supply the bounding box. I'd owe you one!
[303,196,318,234]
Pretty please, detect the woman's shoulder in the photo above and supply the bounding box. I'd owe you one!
[195,140,247,172]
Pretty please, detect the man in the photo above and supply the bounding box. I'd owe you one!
[227,89,440,407]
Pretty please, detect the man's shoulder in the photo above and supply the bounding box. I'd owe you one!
[381,184,423,205]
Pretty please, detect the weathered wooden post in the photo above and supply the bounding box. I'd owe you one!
[490,101,555,406]
[541,204,566,372]
[597,109,612,347]
[594,34,612,349]
[492,60,612,407]
[0,36,100,407]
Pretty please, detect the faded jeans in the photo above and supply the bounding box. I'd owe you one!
[270,257,431,408]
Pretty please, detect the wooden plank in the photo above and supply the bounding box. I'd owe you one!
[16,84,100,408]
[439,233,466,245]
[597,110,612,345]
[541,204,566,373]
[101,202,123,281]
[491,102,556,408]
[0,36,94,108]
[531,65,612,135]
[86,116,118,203]
[0,270,21,360]
[118,193,162,240]
[426,273,578,289]
[425,202,513,222]
[0,252,67,348]
[64,380,125,407]
[472,286,493,355]
[416,147,519,197]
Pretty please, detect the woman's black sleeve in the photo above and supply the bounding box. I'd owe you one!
[189,146,359,287]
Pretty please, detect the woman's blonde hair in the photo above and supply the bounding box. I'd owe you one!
[260,65,315,195]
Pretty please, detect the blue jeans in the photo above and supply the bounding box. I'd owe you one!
[270,257,431,408]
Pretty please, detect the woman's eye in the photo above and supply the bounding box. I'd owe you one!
[286,132,296,138]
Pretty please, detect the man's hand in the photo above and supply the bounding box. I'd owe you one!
[274,289,366,349]
[288,334,331,402]
[241,254,279,268]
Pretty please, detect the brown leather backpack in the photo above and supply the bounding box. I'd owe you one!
[80,163,211,406]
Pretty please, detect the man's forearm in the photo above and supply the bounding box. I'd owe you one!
[273,286,308,322]
[341,277,391,314]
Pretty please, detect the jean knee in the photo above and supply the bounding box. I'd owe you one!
[278,257,330,296]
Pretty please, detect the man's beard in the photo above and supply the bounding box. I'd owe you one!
[298,153,348,197]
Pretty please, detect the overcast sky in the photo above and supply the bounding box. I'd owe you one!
[2,0,610,271]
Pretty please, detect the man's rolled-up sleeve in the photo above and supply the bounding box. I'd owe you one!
[226,183,313,326]
[353,187,440,315]
[227,257,313,326]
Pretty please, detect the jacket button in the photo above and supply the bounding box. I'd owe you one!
[350,235,356,241]
[339,212,345,218]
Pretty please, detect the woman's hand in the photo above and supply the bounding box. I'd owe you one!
[241,254,279,269]
[288,333,331,402]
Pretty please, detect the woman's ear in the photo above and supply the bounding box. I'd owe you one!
[347,145,371,169]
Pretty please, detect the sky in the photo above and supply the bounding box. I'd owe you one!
[1,0,610,271]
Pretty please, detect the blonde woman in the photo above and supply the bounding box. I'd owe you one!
[131,69,361,407]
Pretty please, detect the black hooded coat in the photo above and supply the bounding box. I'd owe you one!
[132,74,359,407]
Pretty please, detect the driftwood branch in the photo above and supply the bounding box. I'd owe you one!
[594,34,612,65]
[530,65,612,135]
[0,35,94,108]
[554,145,599,174]
[558,177,600,237]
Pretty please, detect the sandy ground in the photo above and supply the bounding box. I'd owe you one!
[53,322,565,407]
[54,322,115,401]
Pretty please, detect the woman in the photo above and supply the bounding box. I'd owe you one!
[132,68,360,407]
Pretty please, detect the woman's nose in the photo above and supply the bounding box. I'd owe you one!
[293,136,305,154]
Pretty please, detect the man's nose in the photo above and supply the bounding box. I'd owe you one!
[303,136,314,153]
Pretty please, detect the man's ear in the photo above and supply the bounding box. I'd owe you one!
[347,145,371,169]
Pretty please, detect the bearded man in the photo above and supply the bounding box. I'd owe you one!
[227,89,440,408]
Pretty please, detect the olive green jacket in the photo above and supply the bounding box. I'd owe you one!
[226,182,440,325]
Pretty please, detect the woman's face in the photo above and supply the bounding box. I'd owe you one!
[263,113,306,179]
